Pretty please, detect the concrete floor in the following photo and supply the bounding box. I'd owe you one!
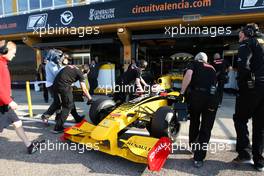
[0,89,261,176]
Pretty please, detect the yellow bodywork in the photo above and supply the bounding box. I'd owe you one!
[158,73,183,90]
[73,73,183,98]
[64,95,170,164]
[94,87,113,95]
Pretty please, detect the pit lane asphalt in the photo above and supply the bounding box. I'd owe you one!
[0,90,262,176]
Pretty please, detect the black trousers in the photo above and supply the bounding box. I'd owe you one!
[53,88,75,130]
[189,91,218,161]
[217,80,225,105]
[233,87,264,163]
[42,83,49,102]
[88,78,98,95]
[44,86,83,123]
[47,86,54,98]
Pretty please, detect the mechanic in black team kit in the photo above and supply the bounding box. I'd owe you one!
[51,65,92,133]
[180,52,218,168]
[113,60,149,104]
[41,52,86,125]
[233,23,264,172]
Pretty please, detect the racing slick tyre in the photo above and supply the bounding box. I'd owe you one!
[89,98,116,125]
[150,106,180,141]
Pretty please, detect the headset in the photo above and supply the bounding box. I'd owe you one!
[0,40,8,55]
[45,49,64,64]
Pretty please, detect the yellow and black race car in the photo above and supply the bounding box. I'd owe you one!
[62,88,187,171]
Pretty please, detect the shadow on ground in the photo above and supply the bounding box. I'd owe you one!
[0,121,145,176]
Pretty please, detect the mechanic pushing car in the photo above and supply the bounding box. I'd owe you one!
[233,23,264,172]
[50,64,92,133]
[41,50,85,125]
[113,59,149,104]
[179,52,218,168]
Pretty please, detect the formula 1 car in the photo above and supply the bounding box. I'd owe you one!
[62,89,187,171]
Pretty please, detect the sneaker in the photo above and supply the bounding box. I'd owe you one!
[27,140,45,154]
[254,163,264,172]
[233,155,254,164]
[41,114,49,126]
[193,160,204,168]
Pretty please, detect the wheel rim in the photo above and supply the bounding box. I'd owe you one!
[165,112,180,142]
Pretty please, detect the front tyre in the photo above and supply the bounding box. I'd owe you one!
[89,98,116,125]
[150,106,180,141]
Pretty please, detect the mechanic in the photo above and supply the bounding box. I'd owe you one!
[41,50,85,125]
[233,23,264,172]
[212,53,229,106]
[113,59,149,104]
[180,52,218,168]
[88,59,99,95]
[0,40,44,154]
[51,64,92,133]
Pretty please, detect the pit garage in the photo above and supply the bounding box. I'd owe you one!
[0,0,263,91]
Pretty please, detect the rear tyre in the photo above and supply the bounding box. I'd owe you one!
[150,106,180,141]
[89,98,116,125]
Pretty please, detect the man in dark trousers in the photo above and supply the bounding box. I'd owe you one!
[88,59,99,95]
[113,60,149,104]
[41,50,85,125]
[212,53,228,106]
[0,40,43,153]
[180,52,218,168]
[51,65,92,133]
[233,23,264,172]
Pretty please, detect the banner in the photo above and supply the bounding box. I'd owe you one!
[0,0,263,35]
[240,0,264,9]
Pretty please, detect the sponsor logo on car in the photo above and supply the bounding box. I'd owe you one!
[148,142,171,162]
[71,127,87,133]
[110,113,121,117]
[148,137,172,171]
[127,141,152,151]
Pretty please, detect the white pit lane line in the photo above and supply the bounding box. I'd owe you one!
[20,117,236,145]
